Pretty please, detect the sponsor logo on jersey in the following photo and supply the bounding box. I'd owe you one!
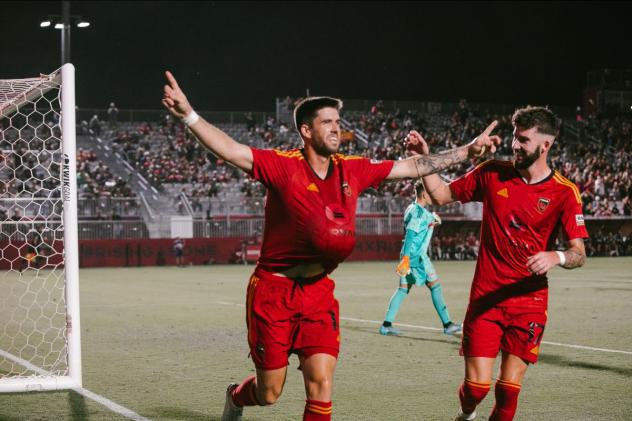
[575,214,585,226]
[307,183,320,192]
[537,197,551,213]
[496,187,509,198]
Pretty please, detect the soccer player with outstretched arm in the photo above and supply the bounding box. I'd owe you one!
[380,180,462,336]
[161,70,500,421]
[409,106,588,421]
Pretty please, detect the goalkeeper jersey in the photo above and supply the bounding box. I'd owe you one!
[400,202,435,267]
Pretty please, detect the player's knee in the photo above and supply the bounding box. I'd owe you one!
[306,376,333,400]
[398,286,410,294]
[257,385,283,405]
[426,280,439,289]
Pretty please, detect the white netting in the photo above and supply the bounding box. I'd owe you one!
[0,70,69,381]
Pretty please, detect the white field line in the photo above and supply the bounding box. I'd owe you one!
[73,387,151,421]
[213,301,632,356]
[0,349,151,421]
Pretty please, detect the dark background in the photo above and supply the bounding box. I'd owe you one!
[2,1,630,111]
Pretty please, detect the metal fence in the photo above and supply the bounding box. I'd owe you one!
[192,216,406,238]
[77,197,141,218]
[188,197,467,218]
[77,221,149,240]
[193,217,264,238]
[0,220,148,241]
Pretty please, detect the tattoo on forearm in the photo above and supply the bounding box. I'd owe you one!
[414,146,468,177]
[562,248,586,269]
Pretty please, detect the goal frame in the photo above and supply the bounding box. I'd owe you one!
[0,63,82,392]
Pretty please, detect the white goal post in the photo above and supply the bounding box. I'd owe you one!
[0,64,81,392]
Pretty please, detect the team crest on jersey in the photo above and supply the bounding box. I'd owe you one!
[537,198,550,213]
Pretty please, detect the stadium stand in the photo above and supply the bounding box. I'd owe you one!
[65,98,632,260]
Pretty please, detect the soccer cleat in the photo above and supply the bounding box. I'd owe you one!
[379,325,401,336]
[443,322,462,336]
[221,383,243,421]
[454,409,477,420]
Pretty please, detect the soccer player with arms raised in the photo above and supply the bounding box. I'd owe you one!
[409,106,588,421]
[162,71,500,421]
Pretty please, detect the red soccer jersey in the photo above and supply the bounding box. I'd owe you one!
[250,148,393,274]
[450,160,589,309]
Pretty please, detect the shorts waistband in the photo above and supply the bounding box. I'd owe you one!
[257,264,327,285]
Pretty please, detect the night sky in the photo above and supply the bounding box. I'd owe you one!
[2,1,630,112]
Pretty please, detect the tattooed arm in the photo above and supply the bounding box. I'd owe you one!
[386,145,470,180]
[386,121,500,180]
[559,238,587,269]
[526,238,586,275]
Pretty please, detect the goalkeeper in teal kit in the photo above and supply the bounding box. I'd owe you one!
[380,180,462,336]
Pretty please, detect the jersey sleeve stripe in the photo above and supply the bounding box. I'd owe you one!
[553,173,582,204]
[473,159,512,172]
[273,149,304,159]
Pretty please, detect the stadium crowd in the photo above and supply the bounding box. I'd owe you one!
[110,118,239,198]
[78,98,632,257]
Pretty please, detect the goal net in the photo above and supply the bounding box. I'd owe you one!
[0,64,81,392]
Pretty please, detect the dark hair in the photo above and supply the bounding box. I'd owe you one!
[414,180,426,197]
[293,96,343,134]
[511,105,561,137]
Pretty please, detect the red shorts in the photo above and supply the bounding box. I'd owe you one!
[461,305,547,364]
[246,270,340,370]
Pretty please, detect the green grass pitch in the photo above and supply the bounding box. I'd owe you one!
[1,257,631,420]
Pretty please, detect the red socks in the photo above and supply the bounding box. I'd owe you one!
[230,375,262,407]
[458,379,491,414]
[489,379,521,421]
[303,399,332,420]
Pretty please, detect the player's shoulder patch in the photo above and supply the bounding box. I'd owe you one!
[552,171,581,204]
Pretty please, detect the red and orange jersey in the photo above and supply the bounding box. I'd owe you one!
[249,148,393,273]
[450,160,589,309]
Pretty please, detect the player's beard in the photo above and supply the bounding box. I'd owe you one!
[313,135,340,156]
[513,146,541,170]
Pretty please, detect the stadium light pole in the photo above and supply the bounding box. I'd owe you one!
[40,1,91,67]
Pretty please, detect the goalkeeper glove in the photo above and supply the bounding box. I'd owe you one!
[396,255,411,277]
[432,212,442,225]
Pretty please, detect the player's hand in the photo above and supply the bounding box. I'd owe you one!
[396,255,411,277]
[404,130,429,156]
[526,251,559,275]
[162,71,193,119]
[432,212,442,225]
[467,120,501,159]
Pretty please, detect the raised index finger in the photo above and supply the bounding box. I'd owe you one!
[164,70,180,90]
[482,120,498,136]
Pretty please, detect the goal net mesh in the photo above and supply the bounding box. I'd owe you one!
[0,71,70,382]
